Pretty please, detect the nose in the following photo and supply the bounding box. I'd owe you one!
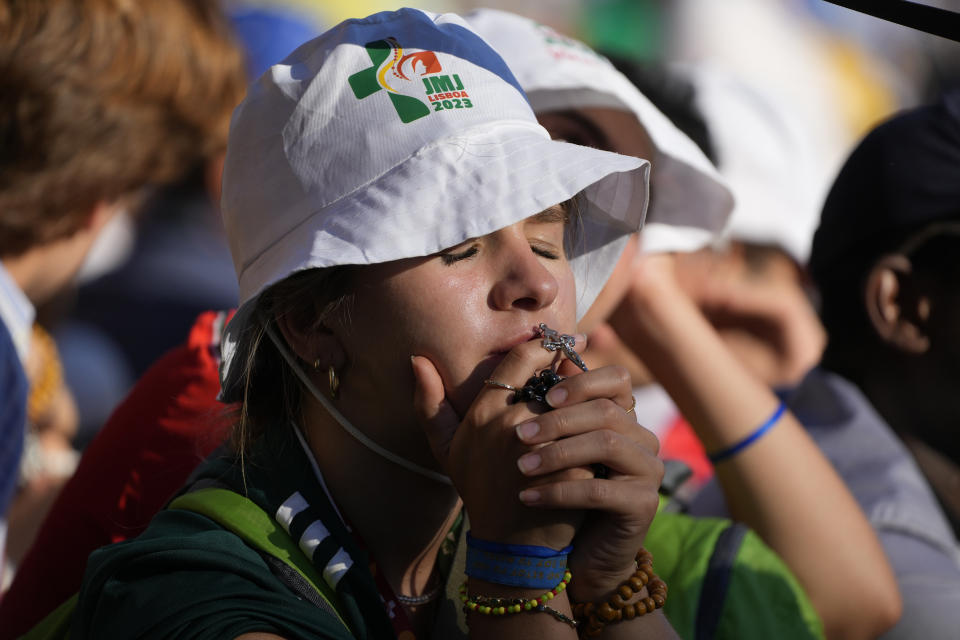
[489,237,560,312]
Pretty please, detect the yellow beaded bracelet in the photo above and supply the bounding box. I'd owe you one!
[459,570,577,628]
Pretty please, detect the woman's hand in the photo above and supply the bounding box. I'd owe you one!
[413,337,664,600]
[412,338,590,550]
[511,366,664,602]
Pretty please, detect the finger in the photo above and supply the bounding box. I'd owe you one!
[519,473,664,514]
[517,398,643,444]
[543,365,633,411]
[516,397,656,451]
[474,336,568,415]
[411,355,460,469]
[516,430,654,478]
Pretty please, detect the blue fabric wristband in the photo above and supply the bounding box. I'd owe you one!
[466,532,572,557]
[708,402,787,464]
[465,547,569,588]
[464,533,571,588]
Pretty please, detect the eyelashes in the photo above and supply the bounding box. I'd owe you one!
[440,244,561,265]
[440,245,479,265]
[532,246,559,260]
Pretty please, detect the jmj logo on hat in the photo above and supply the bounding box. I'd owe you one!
[349,37,473,123]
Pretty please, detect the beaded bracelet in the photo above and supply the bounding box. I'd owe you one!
[459,569,578,629]
[571,549,668,638]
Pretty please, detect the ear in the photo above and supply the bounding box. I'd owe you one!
[275,312,347,372]
[865,255,930,354]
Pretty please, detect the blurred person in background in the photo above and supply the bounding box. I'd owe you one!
[53,0,321,448]
[0,0,321,629]
[619,62,960,640]
[805,91,960,637]
[468,11,900,639]
[4,324,79,576]
[0,0,245,603]
[583,60,830,489]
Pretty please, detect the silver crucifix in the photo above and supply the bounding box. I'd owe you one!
[539,323,589,372]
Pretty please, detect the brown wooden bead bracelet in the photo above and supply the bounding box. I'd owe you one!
[571,549,668,637]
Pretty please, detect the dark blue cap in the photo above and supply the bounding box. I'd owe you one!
[810,90,960,283]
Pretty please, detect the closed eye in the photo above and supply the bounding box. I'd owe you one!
[532,245,560,260]
[440,245,479,265]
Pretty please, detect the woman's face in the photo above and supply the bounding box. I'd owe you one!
[328,205,577,449]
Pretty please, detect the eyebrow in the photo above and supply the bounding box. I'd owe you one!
[530,204,570,225]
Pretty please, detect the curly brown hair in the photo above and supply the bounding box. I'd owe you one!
[0,0,247,256]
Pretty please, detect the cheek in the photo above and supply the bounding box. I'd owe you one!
[559,270,578,327]
[378,269,490,366]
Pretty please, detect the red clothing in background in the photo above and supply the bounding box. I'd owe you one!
[0,311,233,638]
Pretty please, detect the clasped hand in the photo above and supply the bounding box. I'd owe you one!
[412,338,664,602]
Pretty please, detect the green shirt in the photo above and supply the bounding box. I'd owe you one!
[74,427,400,640]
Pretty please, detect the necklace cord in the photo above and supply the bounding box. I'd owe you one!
[265,324,454,486]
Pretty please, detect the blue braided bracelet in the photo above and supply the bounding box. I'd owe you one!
[707,401,787,464]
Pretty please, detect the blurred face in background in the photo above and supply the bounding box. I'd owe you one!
[537,107,655,161]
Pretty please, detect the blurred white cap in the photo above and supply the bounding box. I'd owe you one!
[689,66,829,264]
[466,8,734,254]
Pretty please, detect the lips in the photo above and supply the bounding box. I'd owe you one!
[489,327,540,356]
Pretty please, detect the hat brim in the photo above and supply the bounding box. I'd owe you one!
[527,88,732,251]
[237,120,647,313]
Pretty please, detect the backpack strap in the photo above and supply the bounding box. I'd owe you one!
[18,593,78,640]
[695,521,749,640]
[168,487,351,634]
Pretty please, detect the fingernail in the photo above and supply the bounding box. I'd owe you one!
[519,489,541,503]
[575,333,587,347]
[545,386,567,407]
[516,422,539,441]
[517,453,541,473]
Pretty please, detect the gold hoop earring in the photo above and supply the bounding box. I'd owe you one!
[328,365,340,399]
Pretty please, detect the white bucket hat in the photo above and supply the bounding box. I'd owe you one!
[219,8,649,400]
[464,8,733,254]
[688,66,828,264]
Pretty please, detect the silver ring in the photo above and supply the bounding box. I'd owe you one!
[626,397,636,415]
[484,379,518,392]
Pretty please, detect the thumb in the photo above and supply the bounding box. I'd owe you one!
[410,355,460,471]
